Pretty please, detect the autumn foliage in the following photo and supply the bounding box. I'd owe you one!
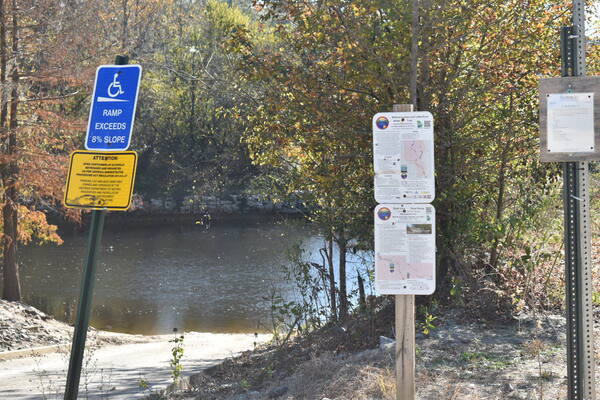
[235,0,582,313]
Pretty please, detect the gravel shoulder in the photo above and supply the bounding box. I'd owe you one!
[0,300,270,399]
[0,332,270,399]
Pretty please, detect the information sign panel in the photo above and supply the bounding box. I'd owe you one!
[374,204,436,295]
[85,64,142,151]
[372,112,435,203]
[64,151,137,210]
[539,76,600,161]
[547,93,594,153]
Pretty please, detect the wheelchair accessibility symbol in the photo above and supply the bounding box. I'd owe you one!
[108,72,125,98]
[96,69,134,103]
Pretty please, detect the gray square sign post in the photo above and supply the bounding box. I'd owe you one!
[539,2,597,399]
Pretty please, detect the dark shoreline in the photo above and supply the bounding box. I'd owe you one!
[52,210,306,234]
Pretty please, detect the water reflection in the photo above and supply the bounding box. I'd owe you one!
[18,217,320,335]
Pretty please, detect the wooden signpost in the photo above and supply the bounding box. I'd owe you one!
[395,290,415,399]
[393,103,416,400]
[373,103,436,399]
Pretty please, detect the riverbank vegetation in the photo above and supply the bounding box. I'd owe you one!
[237,0,581,322]
[0,0,599,343]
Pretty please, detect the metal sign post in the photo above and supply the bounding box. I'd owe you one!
[560,3,596,399]
[539,3,597,397]
[63,209,106,400]
[63,55,130,400]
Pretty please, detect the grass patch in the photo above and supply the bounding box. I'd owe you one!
[540,370,558,381]
[460,352,486,362]
[459,351,514,370]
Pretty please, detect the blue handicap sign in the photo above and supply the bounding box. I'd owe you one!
[85,64,142,150]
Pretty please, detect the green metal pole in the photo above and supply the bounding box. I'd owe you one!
[63,210,105,400]
[63,55,128,400]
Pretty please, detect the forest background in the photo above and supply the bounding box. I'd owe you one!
[1,0,600,328]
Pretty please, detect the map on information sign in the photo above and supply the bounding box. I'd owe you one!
[374,204,436,295]
[372,112,435,203]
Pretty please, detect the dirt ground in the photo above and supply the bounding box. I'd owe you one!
[163,306,600,400]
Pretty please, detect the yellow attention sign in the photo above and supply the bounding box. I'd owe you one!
[64,151,137,210]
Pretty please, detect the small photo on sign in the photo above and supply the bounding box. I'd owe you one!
[407,224,432,234]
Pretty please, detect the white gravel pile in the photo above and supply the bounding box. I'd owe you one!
[0,299,72,351]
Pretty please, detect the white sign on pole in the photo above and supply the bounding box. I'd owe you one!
[374,204,436,295]
[547,92,595,153]
[372,112,435,204]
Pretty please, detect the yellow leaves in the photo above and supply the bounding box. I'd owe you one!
[350,4,361,16]
[285,144,306,161]
[301,14,309,29]
[17,205,63,246]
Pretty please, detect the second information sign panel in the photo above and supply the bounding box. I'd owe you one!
[374,204,436,295]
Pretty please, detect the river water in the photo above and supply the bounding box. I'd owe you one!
[18,217,336,335]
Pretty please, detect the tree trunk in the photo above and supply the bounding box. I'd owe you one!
[337,238,348,319]
[121,0,129,52]
[488,145,508,270]
[326,235,337,320]
[0,0,6,127]
[409,0,419,107]
[357,274,366,310]
[2,0,19,302]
